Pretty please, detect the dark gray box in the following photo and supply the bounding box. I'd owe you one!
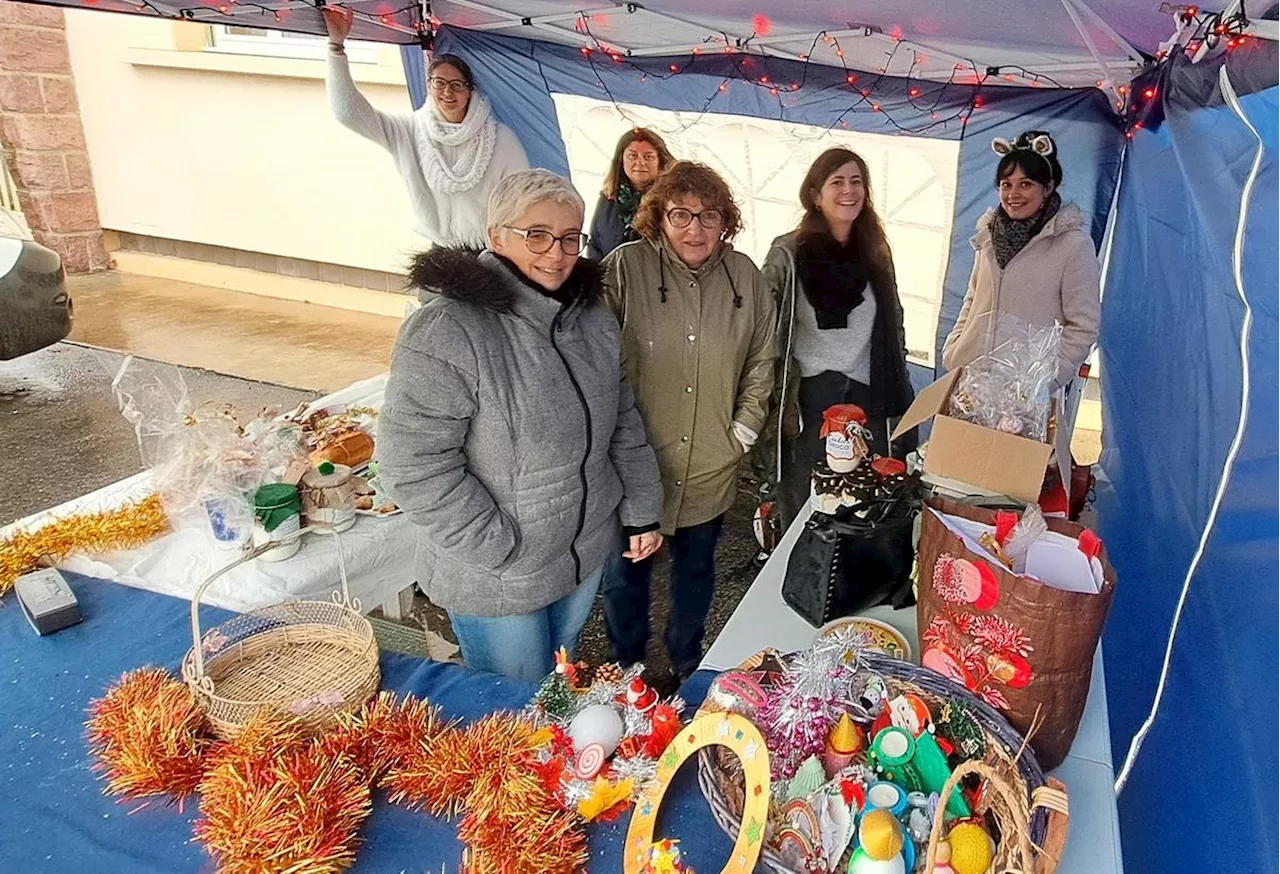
[14,568,82,635]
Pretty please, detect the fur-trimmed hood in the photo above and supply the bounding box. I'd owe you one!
[974,201,1085,246]
[408,247,605,311]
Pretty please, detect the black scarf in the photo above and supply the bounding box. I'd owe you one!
[795,233,871,329]
[990,191,1062,269]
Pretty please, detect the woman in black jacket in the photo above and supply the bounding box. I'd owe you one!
[760,147,917,526]
[587,128,675,260]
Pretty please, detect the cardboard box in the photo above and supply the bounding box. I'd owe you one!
[892,368,1054,503]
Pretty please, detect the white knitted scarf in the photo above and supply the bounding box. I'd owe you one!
[416,93,498,195]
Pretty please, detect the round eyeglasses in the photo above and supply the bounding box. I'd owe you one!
[505,227,588,256]
[665,207,724,229]
[428,77,471,94]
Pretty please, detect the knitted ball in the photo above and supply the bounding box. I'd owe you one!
[946,822,994,874]
[858,808,904,861]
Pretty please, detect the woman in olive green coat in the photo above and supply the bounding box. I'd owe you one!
[601,161,776,680]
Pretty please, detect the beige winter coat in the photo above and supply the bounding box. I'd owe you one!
[603,238,777,534]
[942,202,1101,387]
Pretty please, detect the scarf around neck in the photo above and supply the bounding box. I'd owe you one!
[991,191,1062,269]
[416,93,498,195]
[614,181,643,233]
[796,233,872,330]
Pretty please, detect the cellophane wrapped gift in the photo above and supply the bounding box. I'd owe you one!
[111,357,308,539]
[946,317,1063,442]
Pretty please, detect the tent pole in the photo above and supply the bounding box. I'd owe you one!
[468,8,618,32]
[444,0,636,54]
[1065,0,1149,65]
[1060,0,1126,110]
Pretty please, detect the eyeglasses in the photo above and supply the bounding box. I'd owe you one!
[428,77,471,94]
[665,207,723,229]
[505,227,589,256]
[624,152,660,164]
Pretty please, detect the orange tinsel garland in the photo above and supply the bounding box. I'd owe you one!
[195,711,371,874]
[86,676,590,873]
[85,667,208,803]
[1,495,169,596]
[385,714,589,874]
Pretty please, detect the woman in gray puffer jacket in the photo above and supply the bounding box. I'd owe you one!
[379,170,663,682]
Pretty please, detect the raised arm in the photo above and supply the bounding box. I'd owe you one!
[324,7,415,156]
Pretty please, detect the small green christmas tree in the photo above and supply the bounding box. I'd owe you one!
[534,672,578,722]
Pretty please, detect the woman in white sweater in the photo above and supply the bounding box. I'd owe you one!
[323,8,528,248]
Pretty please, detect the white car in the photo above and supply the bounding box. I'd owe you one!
[0,205,71,360]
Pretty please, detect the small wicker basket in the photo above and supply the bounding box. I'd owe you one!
[697,649,1069,874]
[180,526,380,740]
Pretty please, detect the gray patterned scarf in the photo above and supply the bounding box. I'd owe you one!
[991,192,1061,268]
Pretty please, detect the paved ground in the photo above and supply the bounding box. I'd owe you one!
[66,271,401,394]
[0,342,318,526]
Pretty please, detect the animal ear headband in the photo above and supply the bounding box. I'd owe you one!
[992,135,1054,158]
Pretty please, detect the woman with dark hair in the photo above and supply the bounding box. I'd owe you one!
[760,147,916,526]
[942,130,1100,387]
[600,162,776,682]
[323,8,528,248]
[587,128,676,260]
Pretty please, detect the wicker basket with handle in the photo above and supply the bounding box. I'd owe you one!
[180,526,380,740]
[697,649,1069,874]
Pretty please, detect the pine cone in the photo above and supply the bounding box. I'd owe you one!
[594,663,624,686]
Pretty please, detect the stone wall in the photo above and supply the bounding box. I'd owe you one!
[0,1,107,273]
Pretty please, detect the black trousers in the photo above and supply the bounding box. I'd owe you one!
[777,371,896,528]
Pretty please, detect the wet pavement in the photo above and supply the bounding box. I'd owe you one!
[66,272,401,394]
[0,342,318,526]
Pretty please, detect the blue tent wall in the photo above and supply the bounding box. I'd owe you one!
[1097,47,1278,873]
[435,25,1123,372]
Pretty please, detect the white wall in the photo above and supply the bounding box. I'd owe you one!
[553,94,959,365]
[64,15,421,274]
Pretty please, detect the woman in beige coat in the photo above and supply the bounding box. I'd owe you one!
[942,130,1101,500]
[942,130,1100,386]
[601,162,776,682]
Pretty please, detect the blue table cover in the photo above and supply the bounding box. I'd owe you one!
[0,573,727,873]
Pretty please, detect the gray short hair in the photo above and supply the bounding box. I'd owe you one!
[487,169,585,235]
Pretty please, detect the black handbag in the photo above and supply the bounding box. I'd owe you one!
[781,498,919,628]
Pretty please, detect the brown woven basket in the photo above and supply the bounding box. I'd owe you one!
[697,649,1070,874]
[180,526,380,740]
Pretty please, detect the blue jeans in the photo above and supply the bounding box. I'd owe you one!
[602,515,724,678]
[448,564,603,682]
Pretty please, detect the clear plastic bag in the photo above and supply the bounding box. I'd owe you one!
[946,317,1062,442]
[111,356,307,542]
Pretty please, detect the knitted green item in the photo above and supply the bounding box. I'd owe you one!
[253,483,301,533]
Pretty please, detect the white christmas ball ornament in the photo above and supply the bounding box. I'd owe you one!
[568,704,625,757]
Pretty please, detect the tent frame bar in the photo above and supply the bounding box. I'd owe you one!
[1065,0,1149,64]
[1060,0,1125,109]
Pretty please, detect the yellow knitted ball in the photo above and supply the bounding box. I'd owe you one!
[946,823,995,874]
[858,808,904,861]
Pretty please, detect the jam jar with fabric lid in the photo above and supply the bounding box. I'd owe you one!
[820,404,873,473]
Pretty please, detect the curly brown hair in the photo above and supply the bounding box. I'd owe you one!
[632,161,743,243]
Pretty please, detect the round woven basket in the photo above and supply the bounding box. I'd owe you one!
[697,649,1069,874]
[180,526,380,740]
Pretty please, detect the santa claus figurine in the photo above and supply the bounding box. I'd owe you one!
[627,677,659,713]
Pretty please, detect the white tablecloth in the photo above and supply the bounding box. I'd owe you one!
[701,507,1124,874]
[2,373,418,616]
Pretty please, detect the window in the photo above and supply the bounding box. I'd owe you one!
[553,94,960,367]
[208,26,377,64]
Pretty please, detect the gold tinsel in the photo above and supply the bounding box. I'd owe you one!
[0,495,170,596]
